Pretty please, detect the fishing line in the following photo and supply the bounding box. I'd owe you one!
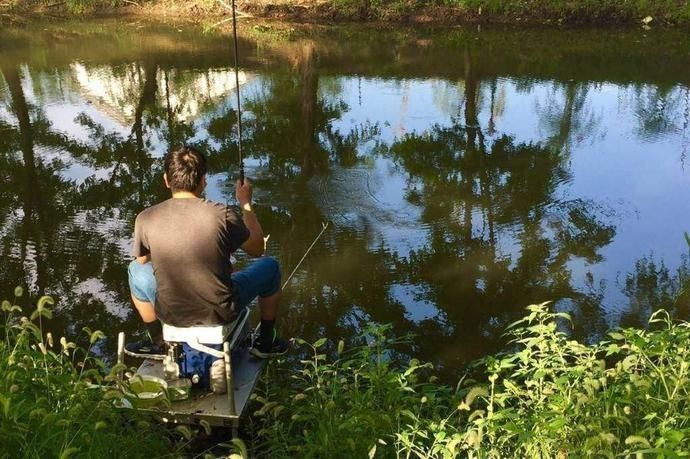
[251,222,330,336]
[282,222,329,290]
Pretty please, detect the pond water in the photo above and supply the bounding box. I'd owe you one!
[1,20,689,374]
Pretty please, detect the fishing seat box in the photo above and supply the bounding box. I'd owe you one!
[161,308,249,389]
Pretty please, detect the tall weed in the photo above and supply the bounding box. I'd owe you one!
[252,324,457,458]
[253,303,690,458]
[0,289,183,458]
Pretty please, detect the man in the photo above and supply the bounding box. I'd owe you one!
[126,145,288,359]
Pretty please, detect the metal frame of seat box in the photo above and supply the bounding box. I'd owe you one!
[117,307,265,430]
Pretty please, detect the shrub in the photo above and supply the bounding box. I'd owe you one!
[252,303,690,457]
[466,303,690,458]
[250,324,458,458]
[0,288,183,458]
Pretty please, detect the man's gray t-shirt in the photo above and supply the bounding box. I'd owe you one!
[132,198,249,327]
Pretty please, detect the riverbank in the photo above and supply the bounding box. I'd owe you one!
[7,291,690,457]
[2,0,689,25]
[254,303,690,457]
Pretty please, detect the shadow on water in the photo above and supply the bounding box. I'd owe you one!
[0,20,689,376]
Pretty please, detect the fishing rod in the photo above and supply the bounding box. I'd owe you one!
[226,0,329,291]
[230,0,245,184]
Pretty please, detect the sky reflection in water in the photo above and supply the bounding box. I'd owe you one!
[0,22,689,374]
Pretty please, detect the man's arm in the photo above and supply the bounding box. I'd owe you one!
[236,179,265,257]
[132,213,151,262]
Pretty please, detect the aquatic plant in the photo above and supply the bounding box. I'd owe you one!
[0,289,183,458]
[252,303,690,458]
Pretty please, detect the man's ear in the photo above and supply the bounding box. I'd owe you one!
[163,173,171,189]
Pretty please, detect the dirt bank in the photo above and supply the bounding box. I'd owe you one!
[2,0,689,26]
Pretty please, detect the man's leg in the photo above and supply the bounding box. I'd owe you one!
[127,260,163,347]
[131,294,157,323]
[257,287,282,349]
[258,288,281,321]
[231,257,288,357]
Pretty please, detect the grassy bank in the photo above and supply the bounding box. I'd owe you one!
[5,290,690,457]
[2,0,689,25]
[0,288,189,457]
[311,0,690,24]
[251,303,690,457]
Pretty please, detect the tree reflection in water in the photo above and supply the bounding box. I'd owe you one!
[380,47,616,367]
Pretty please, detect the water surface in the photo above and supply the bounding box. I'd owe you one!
[1,21,689,373]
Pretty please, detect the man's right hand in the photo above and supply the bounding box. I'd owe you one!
[236,177,265,257]
[236,178,253,206]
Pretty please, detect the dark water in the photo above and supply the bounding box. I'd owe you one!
[1,21,689,374]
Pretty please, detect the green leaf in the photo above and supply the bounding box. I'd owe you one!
[90,329,106,344]
[608,331,625,340]
[526,301,552,312]
[547,418,566,431]
[649,309,671,325]
[625,436,651,448]
[30,297,54,321]
[663,429,685,444]
[605,343,620,356]
[368,444,377,459]
[14,286,23,298]
[59,447,80,459]
[465,386,489,407]
[313,338,327,348]
[231,438,249,459]
[622,355,637,371]
[631,448,680,457]
[0,394,10,418]
[400,409,418,421]
[175,425,193,440]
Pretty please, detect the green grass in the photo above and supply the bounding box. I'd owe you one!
[0,288,186,458]
[251,303,690,458]
[326,0,690,23]
[456,0,690,23]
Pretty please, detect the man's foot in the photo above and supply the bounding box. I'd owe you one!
[250,331,289,359]
[124,341,166,360]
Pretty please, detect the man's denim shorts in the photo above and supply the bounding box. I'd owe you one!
[128,256,281,311]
